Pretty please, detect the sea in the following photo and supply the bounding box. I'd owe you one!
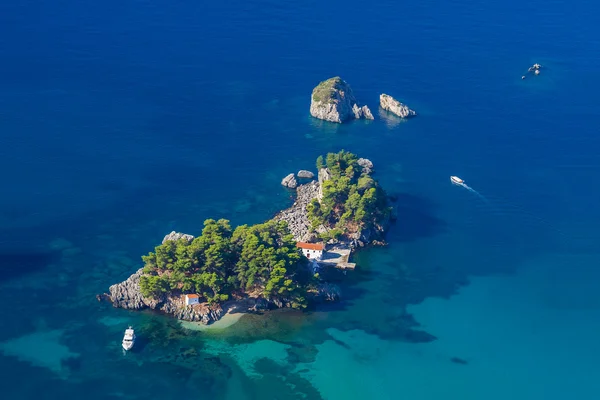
[1,0,599,398]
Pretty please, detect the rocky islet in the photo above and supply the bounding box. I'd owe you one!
[379,93,416,118]
[309,77,416,123]
[105,152,390,325]
[309,77,374,123]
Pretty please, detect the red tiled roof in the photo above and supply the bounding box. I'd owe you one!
[296,242,324,251]
[185,294,199,298]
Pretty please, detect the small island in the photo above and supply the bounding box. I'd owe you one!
[310,77,374,123]
[105,151,393,324]
[380,94,416,119]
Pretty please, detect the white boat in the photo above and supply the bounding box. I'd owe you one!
[122,326,135,351]
[450,176,464,185]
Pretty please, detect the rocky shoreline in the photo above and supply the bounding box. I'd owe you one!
[105,265,341,325]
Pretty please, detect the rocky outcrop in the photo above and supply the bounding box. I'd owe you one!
[107,268,223,324]
[297,170,315,179]
[162,231,194,244]
[162,300,224,324]
[357,158,374,174]
[108,268,146,309]
[317,167,332,200]
[310,77,374,123]
[380,94,416,118]
[105,265,327,324]
[352,104,374,120]
[348,216,391,248]
[281,173,298,189]
[274,180,320,242]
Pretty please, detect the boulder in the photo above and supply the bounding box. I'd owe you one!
[297,170,315,179]
[310,77,374,123]
[162,231,194,244]
[357,158,374,174]
[379,94,416,118]
[281,173,298,189]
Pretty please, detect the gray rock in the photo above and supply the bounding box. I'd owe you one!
[310,77,373,123]
[108,268,225,324]
[162,231,194,244]
[297,170,315,179]
[163,300,224,324]
[352,104,374,120]
[281,173,298,189]
[357,158,374,174]
[274,180,320,242]
[380,93,416,118]
[108,268,146,310]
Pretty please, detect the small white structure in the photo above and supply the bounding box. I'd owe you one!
[122,326,136,351]
[184,294,200,306]
[296,242,324,260]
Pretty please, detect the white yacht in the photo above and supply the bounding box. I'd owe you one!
[450,176,464,185]
[122,326,135,351]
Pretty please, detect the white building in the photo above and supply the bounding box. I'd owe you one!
[184,294,200,306]
[296,242,324,260]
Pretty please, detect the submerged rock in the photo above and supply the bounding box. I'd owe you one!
[281,173,298,189]
[313,282,341,302]
[379,93,416,118]
[310,77,374,123]
[297,170,315,179]
[162,231,194,244]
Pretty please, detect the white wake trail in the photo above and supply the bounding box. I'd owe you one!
[455,182,489,203]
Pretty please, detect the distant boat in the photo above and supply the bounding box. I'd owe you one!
[122,326,135,351]
[450,176,464,185]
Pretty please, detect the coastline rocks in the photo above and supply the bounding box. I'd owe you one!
[349,216,391,248]
[357,158,374,174]
[310,77,374,123]
[274,180,320,242]
[297,170,315,179]
[107,268,224,324]
[162,231,194,244]
[281,173,298,189]
[380,94,416,118]
[106,267,306,323]
[163,301,224,324]
[108,268,146,309]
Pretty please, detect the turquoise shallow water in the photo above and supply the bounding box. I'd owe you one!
[1,0,600,398]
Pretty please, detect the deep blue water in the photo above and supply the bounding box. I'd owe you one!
[1,0,600,398]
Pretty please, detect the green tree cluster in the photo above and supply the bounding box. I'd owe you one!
[308,150,391,238]
[139,219,309,308]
